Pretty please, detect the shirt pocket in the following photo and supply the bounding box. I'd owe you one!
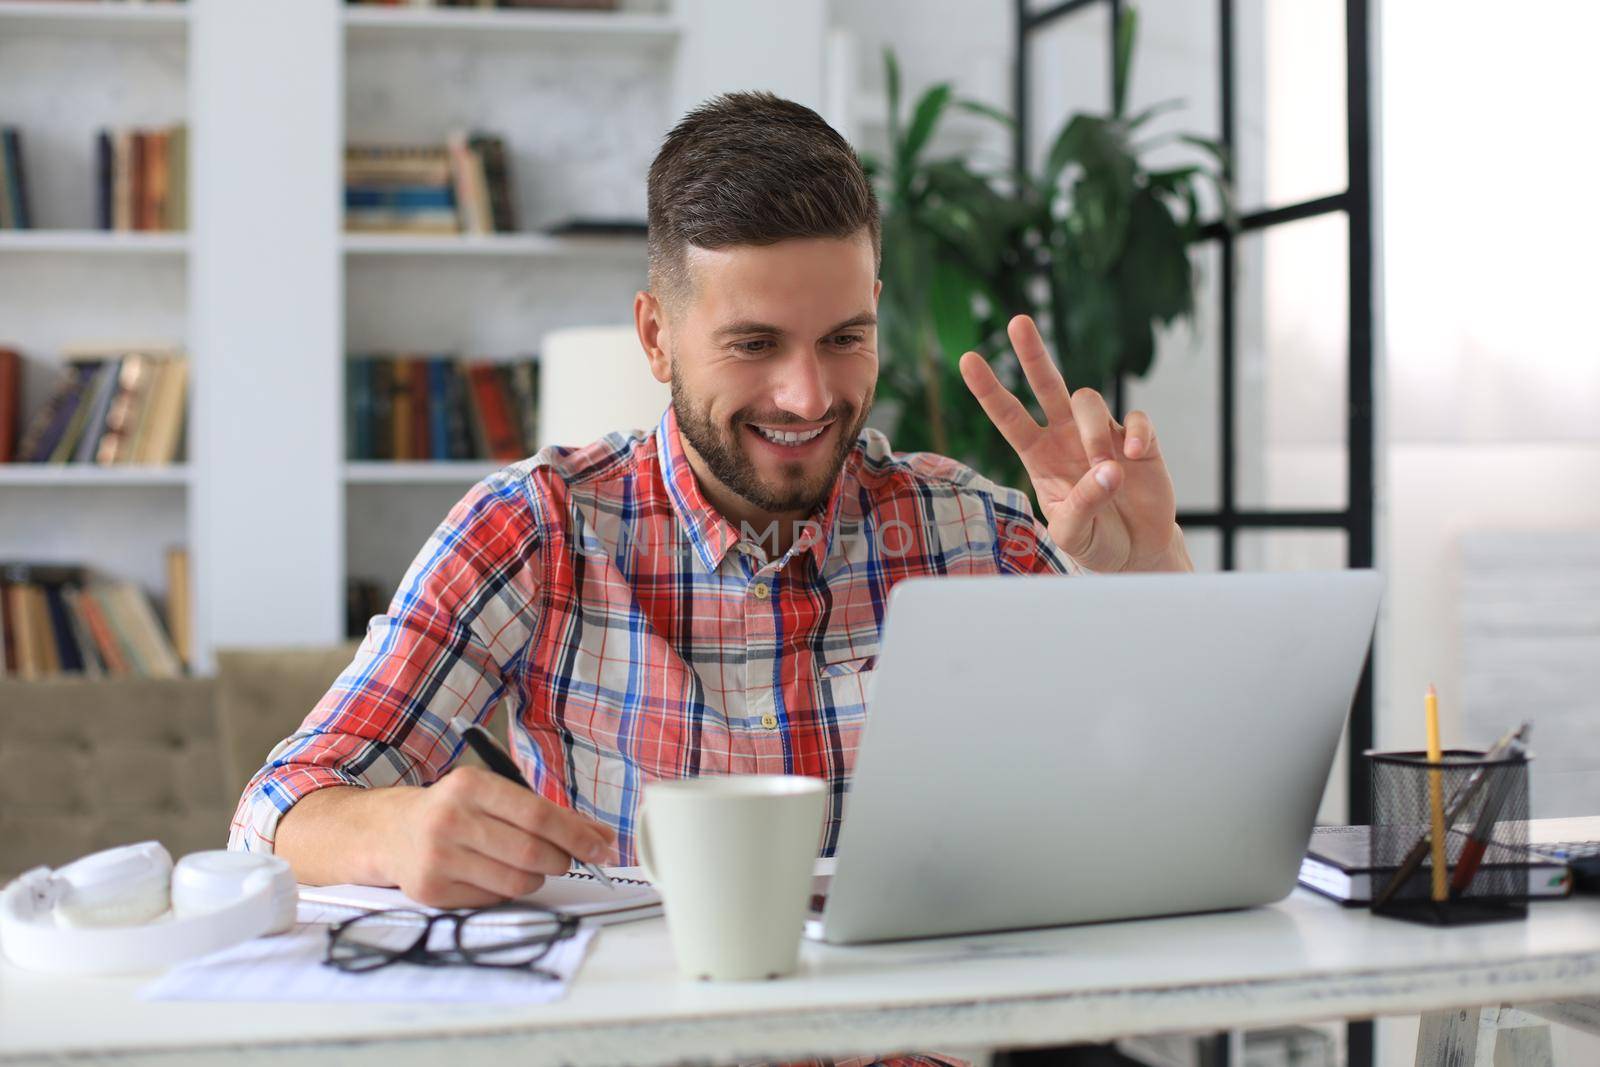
[810,656,877,854]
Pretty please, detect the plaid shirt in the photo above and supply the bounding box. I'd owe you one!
[229,406,1072,862]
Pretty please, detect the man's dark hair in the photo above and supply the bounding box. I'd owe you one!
[646,91,881,311]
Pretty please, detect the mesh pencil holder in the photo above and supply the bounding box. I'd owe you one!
[1367,748,1532,925]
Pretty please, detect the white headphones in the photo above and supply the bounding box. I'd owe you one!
[0,841,297,976]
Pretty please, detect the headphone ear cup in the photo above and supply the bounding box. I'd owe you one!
[51,842,173,928]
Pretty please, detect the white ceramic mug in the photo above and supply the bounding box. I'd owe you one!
[637,775,826,981]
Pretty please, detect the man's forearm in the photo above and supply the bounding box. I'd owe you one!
[273,784,420,887]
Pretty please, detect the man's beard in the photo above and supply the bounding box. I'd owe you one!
[670,371,871,516]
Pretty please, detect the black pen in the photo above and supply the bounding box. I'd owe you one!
[451,715,615,890]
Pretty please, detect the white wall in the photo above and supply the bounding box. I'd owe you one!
[1375,2,1600,1064]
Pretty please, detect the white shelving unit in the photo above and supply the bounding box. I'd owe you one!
[0,1,188,38]
[341,232,644,261]
[6,0,831,672]
[0,0,191,604]
[341,4,679,49]
[0,465,190,488]
[343,461,497,486]
[0,231,188,255]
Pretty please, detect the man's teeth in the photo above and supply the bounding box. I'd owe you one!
[754,425,826,446]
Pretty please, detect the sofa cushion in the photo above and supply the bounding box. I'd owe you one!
[0,677,221,877]
[214,644,362,806]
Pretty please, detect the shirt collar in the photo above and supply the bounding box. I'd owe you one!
[658,406,742,572]
[656,405,852,574]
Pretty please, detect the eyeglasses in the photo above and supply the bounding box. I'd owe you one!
[324,904,579,979]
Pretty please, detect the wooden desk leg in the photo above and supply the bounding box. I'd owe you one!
[1415,1005,1554,1067]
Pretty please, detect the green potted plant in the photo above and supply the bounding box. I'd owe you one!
[864,7,1229,495]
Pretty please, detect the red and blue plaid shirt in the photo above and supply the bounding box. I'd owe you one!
[230,406,1072,862]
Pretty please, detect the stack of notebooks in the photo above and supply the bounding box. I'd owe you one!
[0,559,189,680]
[1297,824,1572,904]
[345,133,516,235]
[8,349,188,466]
[347,354,537,462]
[98,125,188,232]
[1,127,33,230]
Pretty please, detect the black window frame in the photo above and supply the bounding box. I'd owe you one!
[1014,2,1377,1064]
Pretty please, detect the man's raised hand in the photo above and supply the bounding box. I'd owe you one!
[957,314,1191,574]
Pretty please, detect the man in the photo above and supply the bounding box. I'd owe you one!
[230,91,1191,913]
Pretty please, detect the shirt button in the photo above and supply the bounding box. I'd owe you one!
[760,713,778,730]
[751,581,770,600]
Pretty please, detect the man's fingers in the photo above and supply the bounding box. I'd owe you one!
[1046,462,1123,559]
[959,351,1040,454]
[1069,387,1117,466]
[435,850,548,905]
[1006,314,1076,425]
[1123,409,1162,461]
[463,807,580,878]
[465,769,615,865]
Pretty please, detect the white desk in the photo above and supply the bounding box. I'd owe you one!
[5,819,1600,1066]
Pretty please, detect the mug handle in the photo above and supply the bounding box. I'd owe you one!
[634,805,657,883]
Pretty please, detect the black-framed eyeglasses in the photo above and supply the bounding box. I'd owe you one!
[324,903,580,979]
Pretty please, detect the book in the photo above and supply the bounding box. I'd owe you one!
[15,363,97,463]
[1298,824,1572,905]
[98,125,186,232]
[96,353,153,465]
[109,580,184,679]
[96,131,113,231]
[48,361,108,464]
[299,869,660,927]
[165,125,188,231]
[472,134,518,233]
[60,587,105,678]
[9,584,36,679]
[42,584,85,673]
[126,355,186,464]
[76,585,131,676]
[165,547,191,669]
[0,581,9,676]
[70,359,125,465]
[2,127,32,230]
[0,348,19,463]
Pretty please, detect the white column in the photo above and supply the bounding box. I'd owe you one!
[189,0,343,670]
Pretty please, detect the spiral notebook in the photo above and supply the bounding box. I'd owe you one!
[298,868,661,926]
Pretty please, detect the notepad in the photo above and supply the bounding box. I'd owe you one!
[299,869,661,926]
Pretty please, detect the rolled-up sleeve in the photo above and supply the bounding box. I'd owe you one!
[228,469,545,853]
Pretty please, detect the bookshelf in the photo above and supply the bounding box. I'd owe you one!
[5,0,832,674]
[0,0,192,672]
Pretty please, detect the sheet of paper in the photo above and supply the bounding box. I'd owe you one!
[140,922,596,1004]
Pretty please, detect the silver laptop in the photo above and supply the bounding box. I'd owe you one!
[807,569,1383,944]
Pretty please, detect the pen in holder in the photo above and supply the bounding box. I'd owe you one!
[1367,747,1532,925]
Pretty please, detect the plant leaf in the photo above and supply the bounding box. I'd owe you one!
[929,258,983,367]
[902,83,954,169]
[885,48,902,154]
[954,98,1015,127]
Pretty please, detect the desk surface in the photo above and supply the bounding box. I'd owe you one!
[6,817,1600,1066]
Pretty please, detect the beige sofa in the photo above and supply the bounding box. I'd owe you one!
[0,644,359,878]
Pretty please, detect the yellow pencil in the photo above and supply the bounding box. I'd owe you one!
[1426,684,1447,902]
